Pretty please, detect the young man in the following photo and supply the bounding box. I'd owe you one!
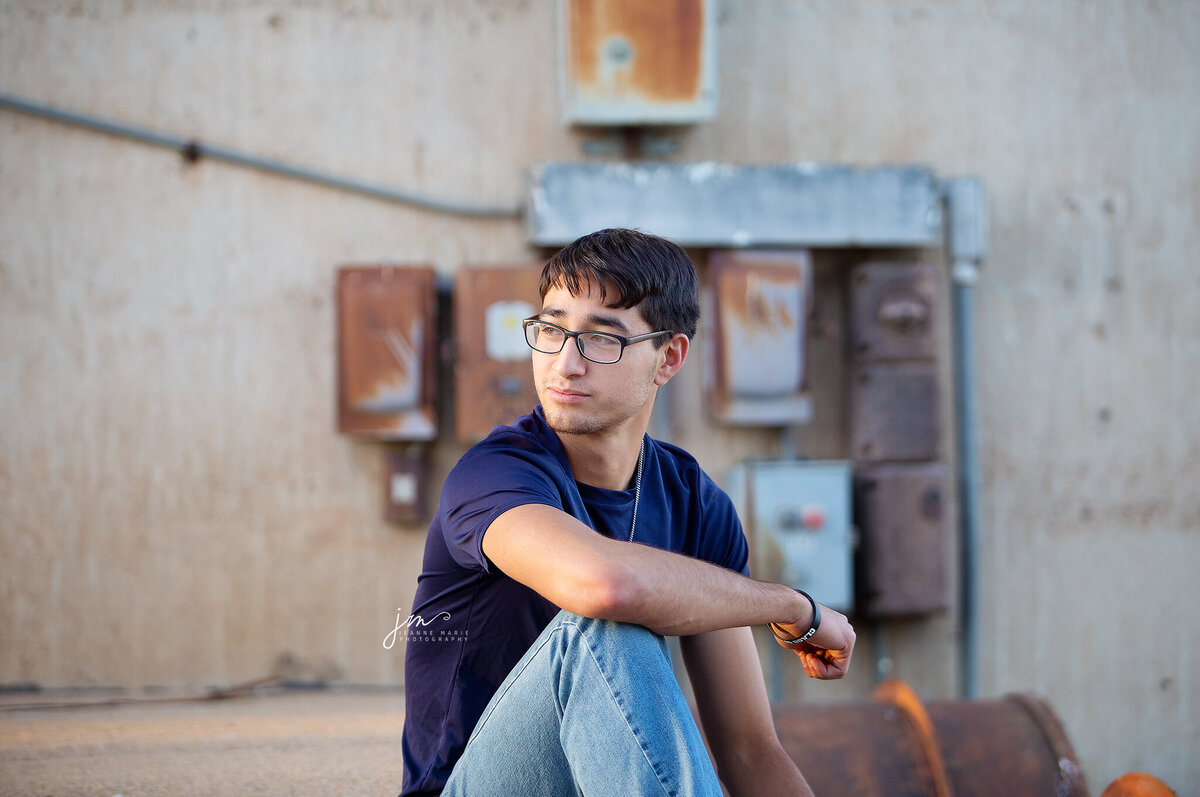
[400,228,855,797]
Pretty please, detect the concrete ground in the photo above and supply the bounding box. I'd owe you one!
[0,687,406,796]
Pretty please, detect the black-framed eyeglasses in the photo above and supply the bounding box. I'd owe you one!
[522,317,672,364]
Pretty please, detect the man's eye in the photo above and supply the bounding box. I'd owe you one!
[582,333,619,348]
[539,325,565,340]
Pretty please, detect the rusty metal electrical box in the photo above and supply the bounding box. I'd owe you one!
[336,266,438,440]
[850,263,937,362]
[854,463,949,617]
[847,260,947,618]
[384,449,427,524]
[559,0,717,125]
[706,250,813,426]
[848,261,942,462]
[850,363,940,462]
[729,460,854,613]
[454,265,542,442]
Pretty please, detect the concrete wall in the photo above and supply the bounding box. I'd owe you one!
[1,1,1196,792]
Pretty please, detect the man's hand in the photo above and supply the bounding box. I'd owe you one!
[772,604,856,680]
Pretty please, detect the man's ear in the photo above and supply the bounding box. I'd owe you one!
[653,333,690,386]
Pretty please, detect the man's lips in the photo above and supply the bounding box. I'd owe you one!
[546,386,589,402]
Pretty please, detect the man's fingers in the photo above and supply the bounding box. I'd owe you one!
[795,647,850,680]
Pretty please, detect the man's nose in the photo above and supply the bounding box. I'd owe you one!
[551,337,588,375]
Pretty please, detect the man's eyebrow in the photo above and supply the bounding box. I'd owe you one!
[586,312,631,334]
[538,307,632,334]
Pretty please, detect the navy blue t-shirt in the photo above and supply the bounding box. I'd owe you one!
[399,407,748,797]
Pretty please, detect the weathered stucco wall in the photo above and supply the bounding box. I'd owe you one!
[1,1,1196,792]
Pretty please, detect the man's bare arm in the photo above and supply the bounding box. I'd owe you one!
[481,503,855,656]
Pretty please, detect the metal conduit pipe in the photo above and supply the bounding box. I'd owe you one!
[0,92,522,219]
[944,178,988,699]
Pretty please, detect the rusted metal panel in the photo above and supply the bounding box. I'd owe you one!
[851,262,938,362]
[383,448,427,524]
[854,463,950,617]
[336,266,438,440]
[705,249,813,425]
[453,264,542,442]
[850,362,940,462]
[774,696,942,796]
[928,693,1089,796]
[773,680,1089,797]
[559,0,716,125]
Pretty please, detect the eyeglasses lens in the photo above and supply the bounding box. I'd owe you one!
[578,333,621,363]
[525,322,624,364]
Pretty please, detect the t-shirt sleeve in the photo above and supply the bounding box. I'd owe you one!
[699,473,751,576]
[438,434,566,573]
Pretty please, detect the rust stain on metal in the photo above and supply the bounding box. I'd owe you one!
[928,692,1089,796]
[705,250,812,425]
[850,263,937,362]
[850,362,940,462]
[854,463,950,618]
[336,266,438,439]
[873,680,953,797]
[453,264,542,443]
[719,268,801,391]
[568,0,705,103]
[773,680,1090,797]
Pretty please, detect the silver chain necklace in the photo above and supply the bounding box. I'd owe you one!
[628,438,645,542]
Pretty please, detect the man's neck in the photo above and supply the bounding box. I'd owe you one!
[557,423,647,492]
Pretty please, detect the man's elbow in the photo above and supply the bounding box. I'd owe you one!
[558,560,646,621]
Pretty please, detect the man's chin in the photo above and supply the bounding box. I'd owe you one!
[542,407,605,437]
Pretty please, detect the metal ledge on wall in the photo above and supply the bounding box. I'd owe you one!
[527,162,944,248]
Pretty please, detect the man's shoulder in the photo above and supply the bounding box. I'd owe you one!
[449,409,572,490]
[651,436,699,465]
[462,409,556,461]
[650,437,714,484]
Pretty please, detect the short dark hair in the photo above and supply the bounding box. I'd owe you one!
[539,228,700,340]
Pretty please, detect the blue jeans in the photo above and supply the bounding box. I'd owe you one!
[442,610,723,797]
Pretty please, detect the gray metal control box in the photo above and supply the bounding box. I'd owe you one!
[728,460,854,613]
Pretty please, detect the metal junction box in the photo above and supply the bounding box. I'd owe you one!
[850,263,938,362]
[384,449,427,524]
[850,362,940,463]
[558,0,717,126]
[454,265,542,443]
[336,266,438,440]
[729,460,853,613]
[848,261,942,463]
[854,463,950,617]
[705,249,813,426]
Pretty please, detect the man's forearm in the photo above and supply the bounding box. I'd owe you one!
[594,538,812,636]
[482,503,823,640]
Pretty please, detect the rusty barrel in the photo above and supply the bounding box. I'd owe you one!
[772,679,1088,797]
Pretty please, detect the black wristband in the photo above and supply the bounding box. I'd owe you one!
[769,588,822,644]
